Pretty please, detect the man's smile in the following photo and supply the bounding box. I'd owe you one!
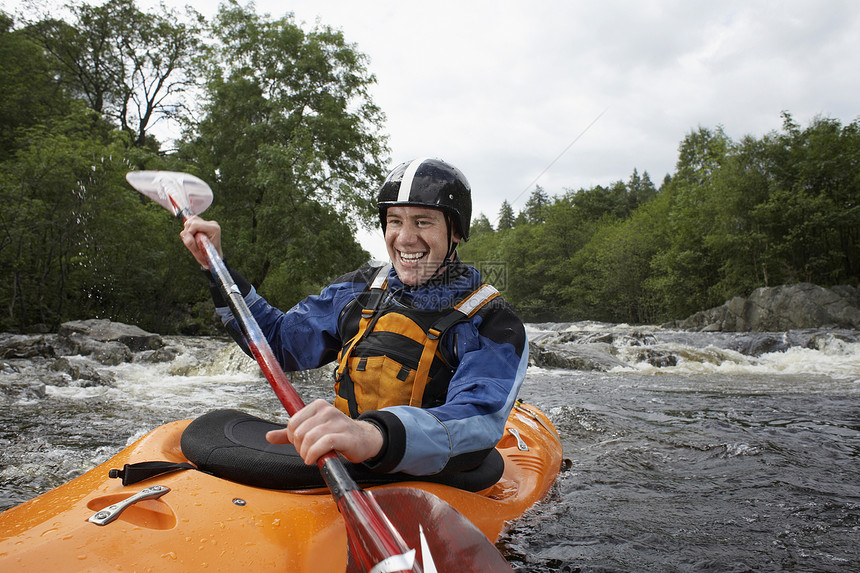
[398,251,427,263]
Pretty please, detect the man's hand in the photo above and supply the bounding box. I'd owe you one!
[266,399,384,465]
[180,216,223,269]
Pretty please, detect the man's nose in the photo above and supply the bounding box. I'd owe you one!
[398,223,419,244]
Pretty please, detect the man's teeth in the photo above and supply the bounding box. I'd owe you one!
[400,252,426,262]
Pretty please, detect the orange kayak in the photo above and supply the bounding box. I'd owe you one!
[0,401,561,571]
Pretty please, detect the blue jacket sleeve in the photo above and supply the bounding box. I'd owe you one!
[212,268,369,372]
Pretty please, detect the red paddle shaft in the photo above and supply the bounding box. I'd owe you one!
[186,219,419,572]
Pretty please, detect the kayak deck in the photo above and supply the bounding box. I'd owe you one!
[0,402,561,571]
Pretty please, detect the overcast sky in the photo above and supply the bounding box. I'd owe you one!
[9,0,859,259]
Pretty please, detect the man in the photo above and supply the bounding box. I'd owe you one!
[181,158,527,478]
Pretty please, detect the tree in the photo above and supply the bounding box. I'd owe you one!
[497,200,515,231]
[648,126,733,316]
[470,213,494,235]
[2,106,113,328]
[27,0,203,147]
[0,5,212,332]
[568,194,671,323]
[180,1,387,308]
[1,1,389,332]
[691,113,860,303]
[0,12,73,157]
[0,99,203,332]
[627,168,657,210]
[749,113,860,285]
[570,181,630,221]
[522,185,549,224]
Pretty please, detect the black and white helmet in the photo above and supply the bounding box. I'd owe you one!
[377,158,473,241]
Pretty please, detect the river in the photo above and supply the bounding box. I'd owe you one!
[1,322,859,572]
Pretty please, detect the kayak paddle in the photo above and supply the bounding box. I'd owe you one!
[126,170,514,572]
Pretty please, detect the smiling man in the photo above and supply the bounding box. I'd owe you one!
[181,158,527,484]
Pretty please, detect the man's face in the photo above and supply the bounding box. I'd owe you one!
[385,206,459,286]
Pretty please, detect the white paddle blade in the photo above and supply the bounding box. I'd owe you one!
[126,171,213,216]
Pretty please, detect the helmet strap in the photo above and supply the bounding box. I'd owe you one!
[429,213,458,280]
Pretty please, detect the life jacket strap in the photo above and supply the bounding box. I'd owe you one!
[360,263,391,318]
[336,264,391,381]
[428,284,500,338]
[408,284,500,406]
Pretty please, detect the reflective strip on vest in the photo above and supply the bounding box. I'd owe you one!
[370,264,391,289]
[455,284,499,317]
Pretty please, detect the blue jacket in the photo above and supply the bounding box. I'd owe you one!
[212,260,527,476]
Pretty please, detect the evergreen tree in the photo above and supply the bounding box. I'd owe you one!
[497,200,515,231]
[627,168,657,209]
[471,213,494,235]
[522,185,550,223]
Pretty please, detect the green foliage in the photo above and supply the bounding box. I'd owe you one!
[463,116,859,323]
[645,126,733,316]
[0,14,72,157]
[4,3,858,331]
[179,1,386,308]
[1,1,387,333]
[496,200,515,231]
[25,0,204,146]
[0,103,195,331]
[470,213,494,236]
[521,185,549,224]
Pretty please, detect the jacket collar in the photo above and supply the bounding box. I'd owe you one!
[385,257,482,310]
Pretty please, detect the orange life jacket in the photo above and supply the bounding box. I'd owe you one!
[334,265,499,417]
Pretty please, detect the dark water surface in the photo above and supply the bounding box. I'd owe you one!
[507,371,859,572]
[2,323,859,571]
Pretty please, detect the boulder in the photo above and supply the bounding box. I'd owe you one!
[134,345,182,364]
[678,283,860,332]
[529,341,627,371]
[92,341,133,366]
[0,378,47,402]
[51,357,115,387]
[0,335,55,359]
[57,319,162,356]
[1,320,164,364]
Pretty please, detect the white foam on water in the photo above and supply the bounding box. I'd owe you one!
[614,340,860,381]
[525,322,860,382]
